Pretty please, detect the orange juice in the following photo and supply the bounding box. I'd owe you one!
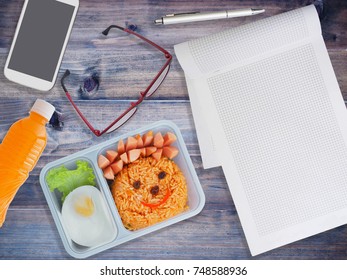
[0,99,55,227]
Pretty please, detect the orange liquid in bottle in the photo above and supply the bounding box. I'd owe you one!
[0,99,55,227]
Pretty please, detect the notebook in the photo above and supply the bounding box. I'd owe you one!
[175,5,347,255]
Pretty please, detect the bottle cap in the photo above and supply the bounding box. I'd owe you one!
[30,99,55,121]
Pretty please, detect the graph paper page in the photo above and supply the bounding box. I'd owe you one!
[175,5,321,169]
[175,5,347,255]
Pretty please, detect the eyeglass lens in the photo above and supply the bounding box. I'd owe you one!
[106,107,138,133]
[146,64,171,98]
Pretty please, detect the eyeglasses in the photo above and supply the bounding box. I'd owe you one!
[61,25,172,137]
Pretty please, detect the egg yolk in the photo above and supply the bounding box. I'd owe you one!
[74,196,95,217]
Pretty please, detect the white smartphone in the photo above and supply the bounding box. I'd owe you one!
[4,0,79,91]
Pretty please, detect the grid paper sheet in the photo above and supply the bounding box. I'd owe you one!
[175,5,347,255]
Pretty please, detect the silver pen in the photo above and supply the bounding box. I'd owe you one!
[154,8,265,25]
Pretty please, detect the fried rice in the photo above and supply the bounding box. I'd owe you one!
[111,156,189,230]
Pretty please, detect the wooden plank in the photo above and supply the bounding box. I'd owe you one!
[2,207,347,259]
[1,0,346,47]
[0,207,245,259]
[0,50,346,99]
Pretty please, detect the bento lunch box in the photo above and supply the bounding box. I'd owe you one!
[39,120,206,258]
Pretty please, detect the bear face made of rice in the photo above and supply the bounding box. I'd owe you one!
[111,156,189,230]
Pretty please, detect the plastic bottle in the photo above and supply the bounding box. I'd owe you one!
[0,99,55,227]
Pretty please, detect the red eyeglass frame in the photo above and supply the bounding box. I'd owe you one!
[61,25,172,137]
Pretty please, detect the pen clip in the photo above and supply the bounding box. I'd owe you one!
[165,11,199,17]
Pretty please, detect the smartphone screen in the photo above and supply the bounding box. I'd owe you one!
[8,0,75,82]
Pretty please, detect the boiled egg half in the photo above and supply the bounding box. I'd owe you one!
[61,185,117,247]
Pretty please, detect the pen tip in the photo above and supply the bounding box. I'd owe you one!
[251,8,265,15]
[154,19,163,25]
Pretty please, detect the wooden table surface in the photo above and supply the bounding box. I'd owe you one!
[0,0,346,260]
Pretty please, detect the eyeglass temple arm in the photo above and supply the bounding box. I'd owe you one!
[102,25,172,59]
[61,69,101,136]
[61,69,70,92]
[102,25,125,35]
